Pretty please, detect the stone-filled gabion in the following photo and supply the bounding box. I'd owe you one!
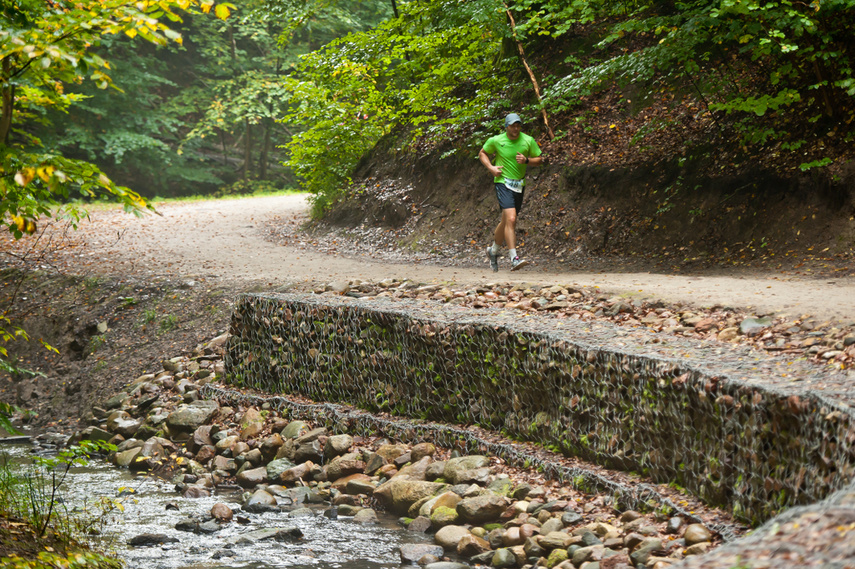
[224,293,855,525]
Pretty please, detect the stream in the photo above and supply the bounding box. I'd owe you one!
[2,440,432,569]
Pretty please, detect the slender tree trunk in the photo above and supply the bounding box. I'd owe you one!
[1,57,15,145]
[260,119,271,180]
[503,5,554,139]
[390,0,399,18]
[244,120,252,180]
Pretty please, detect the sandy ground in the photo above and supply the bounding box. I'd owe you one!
[46,194,855,324]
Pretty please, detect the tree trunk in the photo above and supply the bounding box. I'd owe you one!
[503,5,554,139]
[1,57,15,146]
[260,119,271,180]
[390,0,399,18]
[243,120,252,180]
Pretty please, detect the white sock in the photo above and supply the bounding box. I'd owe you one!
[490,242,500,255]
[509,248,517,260]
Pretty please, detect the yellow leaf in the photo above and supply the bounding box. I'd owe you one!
[125,28,138,38]
[36,165,54,182]
[214,4,230,18]
[14,168,35,186]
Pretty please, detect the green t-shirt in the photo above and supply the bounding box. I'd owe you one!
[482,132,542,186]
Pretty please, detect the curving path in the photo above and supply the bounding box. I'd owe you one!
[51,194,855,324]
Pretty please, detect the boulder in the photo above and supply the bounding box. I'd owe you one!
[434,525,472,550]
[279,461,315,484]
[236,466,268,488]
[395,456,432,481]
[324,434,353,460]
[400,544,444,564]
[683,523,713,545]
[457,493,510,524]
[280,421,310,439]
[443,455,490,484]
[373,477,446,515]
[266,458,296,481]
[211,503,233,522]
[239,407,265,440]
[166,400,219,434]
[458,533,491,557]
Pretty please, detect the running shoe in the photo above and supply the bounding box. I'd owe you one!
[486,247,499,272]
[510,256,528,271]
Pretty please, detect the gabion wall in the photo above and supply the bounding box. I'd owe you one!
[224,293,855,525]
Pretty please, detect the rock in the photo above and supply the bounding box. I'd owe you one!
[325,452,365,480]
[492,548,517,568]
[396,456,433,480]
[487,476,514,497]
[502,527,524,547]
[211,503,233,522]
[683,523,713,545]
[106,411,141,438]
[540,531,573,549]
[324,434,353,459]
[259,432,284,462]
[599,553,632,569]
[353,508,379,524]
[114,447,143,468]
[547,547,569,567]
[572,545,604,566]
[281,420,310,439]
[411,442,437,461]
[443,456,490,484]
[166,400,220,434]
[430,506,459,527]
[186,425,216,454]
[128,533,178,546]
[540,518,564,535]
[77,426,114,444]
[434,525,472,550]
[130,438,167,472]
[400,544,444,564]
[457,493,510,524]
[666,516,684,534]
[195,444,216,464]
[245,489,278,511]
[182,485,210,499]
[279,461,315,484]
[373,477,446,515]
[266,458,296,481]
[331,472,372,493]
[239,407,265,440]
[684,541,712,555]
[364,452,387,475]
[457,533,491,557]
[408,516,432,533]
[629,538,663,566]
[228,527,303,545]
[562,510,584,526]
[424,563,470,569]
[717,327,739,341]
[236,466,268,488]
[294,440,324,463]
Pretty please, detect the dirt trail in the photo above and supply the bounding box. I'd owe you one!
[48,194,855,323]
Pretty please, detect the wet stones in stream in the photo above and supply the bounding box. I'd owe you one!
[70,334,724,569]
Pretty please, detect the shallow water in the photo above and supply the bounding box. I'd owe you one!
[3,443,431,569]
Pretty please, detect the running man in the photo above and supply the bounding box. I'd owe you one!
[479,113,543,271]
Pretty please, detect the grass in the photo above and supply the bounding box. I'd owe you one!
[0,445,123,568]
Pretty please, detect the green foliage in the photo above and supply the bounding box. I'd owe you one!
[159,314,179,332]
[0,441,116,539]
